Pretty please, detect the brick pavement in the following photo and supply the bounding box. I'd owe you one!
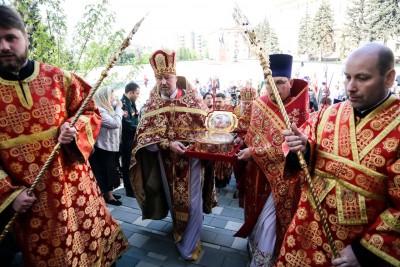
[111,178,250,267]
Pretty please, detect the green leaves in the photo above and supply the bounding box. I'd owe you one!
[11,0,141,83]
[254,17,280,55]
[341,0,400,57]
[298,7,312,56]
[310,0,335,61]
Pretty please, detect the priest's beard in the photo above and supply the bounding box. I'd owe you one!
[0,48,28,73]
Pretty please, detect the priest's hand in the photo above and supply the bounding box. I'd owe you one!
[58,122,77,144]
[233,137,244,147]
[12,188,37,214]
[236,148,251,161]
[331,245,361,267]
[282,123,308,154]
[170,141,187,155]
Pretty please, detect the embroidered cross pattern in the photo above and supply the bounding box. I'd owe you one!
[10,142,41,163]
[1,105,31,134]
[32,98,61,125]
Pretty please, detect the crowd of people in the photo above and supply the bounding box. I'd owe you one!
[1,4,399,267]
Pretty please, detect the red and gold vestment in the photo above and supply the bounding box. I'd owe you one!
[235,79,309,250]
[130,84,213,245]
[0,62,129,266]
[276,96,400,266]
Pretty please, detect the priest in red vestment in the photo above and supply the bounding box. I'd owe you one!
[0,5,129,267]
[234,54,309,266]
[130,49,216,261]
[278,42,400,267]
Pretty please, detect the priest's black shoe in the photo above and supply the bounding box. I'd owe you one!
[105,198,122,206]
[113,194,121,200]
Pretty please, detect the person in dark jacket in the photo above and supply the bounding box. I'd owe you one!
[120,82,140,197]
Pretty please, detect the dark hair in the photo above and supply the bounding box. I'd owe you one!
[125,82,140,93]
[215,92,226,99]
[0,5,26,34]
[203,92,212,99]
[376,45,394,76]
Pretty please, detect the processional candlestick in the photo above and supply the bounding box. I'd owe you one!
[232,4,339,258]
[0,15,147,244]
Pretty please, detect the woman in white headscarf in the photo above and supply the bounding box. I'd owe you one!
[89,86,124,205]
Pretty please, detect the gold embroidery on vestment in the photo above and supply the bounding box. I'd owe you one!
[359,116,400,160]
[0,127,58,149]
[333,104,345,156]
[356,95,397,130]
[316,105,333,149]
[380,209,400,232]
[306,171,336,208]
[348,108,360,164]
[311,169,384,224]
[318,151,386,180]
[360,237,400,267]
[188,241,202,261]
[338,179,385,201]
[175,211,189,221]
[78,116,95,147]
[18,82,33,109]
[336,185,368,225]
[141,106,207,120]
[254,98,286,131]
[0,170,6,179]
[0,62,40,109]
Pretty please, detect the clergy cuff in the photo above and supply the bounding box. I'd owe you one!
[351,241,386,267]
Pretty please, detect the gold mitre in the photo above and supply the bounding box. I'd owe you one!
[149,49,176,76]
[240,86,257,102]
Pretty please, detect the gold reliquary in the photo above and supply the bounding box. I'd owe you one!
[185,111,240,162]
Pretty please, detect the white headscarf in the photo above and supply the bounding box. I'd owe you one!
[93,86,115,115]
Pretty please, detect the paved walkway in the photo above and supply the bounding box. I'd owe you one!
[112,178,250,267]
